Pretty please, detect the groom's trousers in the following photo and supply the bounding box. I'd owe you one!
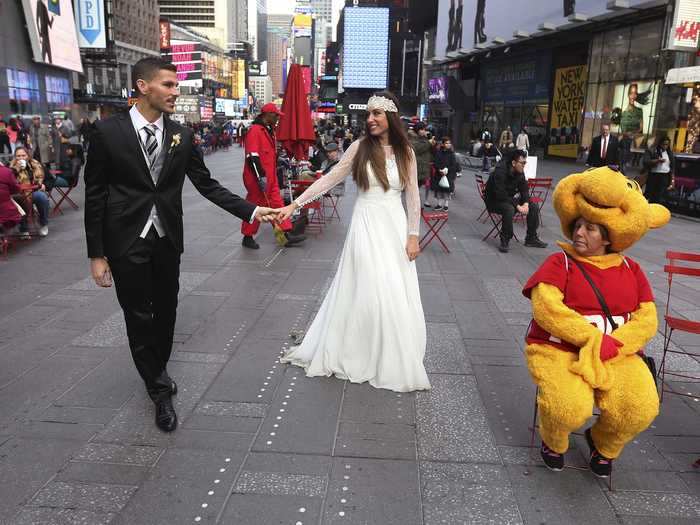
[110,227,180,402]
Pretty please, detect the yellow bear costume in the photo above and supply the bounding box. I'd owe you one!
[523,168,670,460]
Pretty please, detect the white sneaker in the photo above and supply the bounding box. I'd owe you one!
[39,225,49,237]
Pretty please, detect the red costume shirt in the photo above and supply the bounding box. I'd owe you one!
[522,252,654,352]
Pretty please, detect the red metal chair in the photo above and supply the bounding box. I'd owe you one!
[475,173,518,242]
[528,177,553,225]
[50,173,80,216]
[420,209,450,253]
[474,173,489,223]
[290,179,324,235]
[322,193,340,221]
[659,251,700,402]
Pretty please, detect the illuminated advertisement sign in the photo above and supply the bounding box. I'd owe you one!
[342,7,389,90]
[200,96,213,121]
[163,40,202,87]
[159,19,171,49]
[75,0,107,48]
[668,0,700,50]
[428,77,448,104]
[21,0,83,72]
[293,13,312,37]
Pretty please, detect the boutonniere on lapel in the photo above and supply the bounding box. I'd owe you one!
[169,133,181,153]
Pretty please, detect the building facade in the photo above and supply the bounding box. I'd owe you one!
[249,75,272,105]
[159,0,248,50]
[74,0,161,119]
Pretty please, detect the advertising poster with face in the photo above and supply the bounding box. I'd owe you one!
[21,0,83,73]
[611,81,660,148]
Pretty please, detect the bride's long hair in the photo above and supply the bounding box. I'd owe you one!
[352,91,413,191]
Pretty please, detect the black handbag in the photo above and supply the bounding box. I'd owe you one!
[569,258,657,385]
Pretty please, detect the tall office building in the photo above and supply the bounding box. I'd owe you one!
[267,14,291,97]
[158,0,248,50]
[311,0,334,49]
[247,0,267,61]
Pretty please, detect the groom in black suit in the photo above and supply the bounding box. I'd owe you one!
[85,57,276,432]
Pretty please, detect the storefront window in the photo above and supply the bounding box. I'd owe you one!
[628,20,663,80]
[600,27,631,82]
[588,35,604,84]
[7,69,40,115]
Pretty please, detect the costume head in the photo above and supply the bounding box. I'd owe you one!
[553,167,670,252]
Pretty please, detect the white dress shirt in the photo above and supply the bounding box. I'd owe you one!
[130,105,166,238]
[130,105,259,236]
[600,135,608,159]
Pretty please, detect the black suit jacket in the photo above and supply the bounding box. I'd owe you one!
[587,134,620,168]
[84,111,256,259]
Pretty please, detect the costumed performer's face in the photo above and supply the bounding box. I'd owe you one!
[367,109,389,138]
[572,217,610,257]
[137,68,179,115]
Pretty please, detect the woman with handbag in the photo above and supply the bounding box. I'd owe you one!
[522,167,670,478]
[430,137,460,211]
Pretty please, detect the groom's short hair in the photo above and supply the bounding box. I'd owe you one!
[132,57,177,95]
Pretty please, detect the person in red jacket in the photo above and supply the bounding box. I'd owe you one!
[241,103,305,249]
[0,165,22,231]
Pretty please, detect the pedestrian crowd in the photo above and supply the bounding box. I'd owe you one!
[0,114,86,242]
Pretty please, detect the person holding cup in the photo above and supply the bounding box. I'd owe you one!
[9,146,50,237]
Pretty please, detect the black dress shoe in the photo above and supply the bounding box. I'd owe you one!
[242,235,260,249]
[155,397,178,432]
[525,236,548,248]
[498,238,509,253]
[284,232,306,246]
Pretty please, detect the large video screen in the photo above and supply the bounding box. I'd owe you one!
[342,7,389,90]
[21,0,83,73]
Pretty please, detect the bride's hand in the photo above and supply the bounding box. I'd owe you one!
[406,236,420,261]
[276,203,298,223]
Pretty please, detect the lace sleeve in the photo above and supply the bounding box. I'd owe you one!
[294,140,359,207]
[405,150,421,236]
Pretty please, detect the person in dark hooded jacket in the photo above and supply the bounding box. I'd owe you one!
[430,137,460,211]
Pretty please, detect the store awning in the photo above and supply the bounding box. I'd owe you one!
[665,66,700,85]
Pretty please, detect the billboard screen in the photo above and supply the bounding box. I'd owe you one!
[435,0,649,59]
[75,0,107,48]
[342,7,389,90]
[21,0,83,72]
[163,40,202,87]
[428,77,448,103]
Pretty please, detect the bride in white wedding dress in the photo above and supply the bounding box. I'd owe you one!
[275,92,430,392]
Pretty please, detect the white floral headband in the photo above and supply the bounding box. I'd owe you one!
[367,95,398,113]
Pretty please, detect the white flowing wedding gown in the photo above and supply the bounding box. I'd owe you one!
[281,140,431,392]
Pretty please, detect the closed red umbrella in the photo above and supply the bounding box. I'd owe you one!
[277,64,315,160]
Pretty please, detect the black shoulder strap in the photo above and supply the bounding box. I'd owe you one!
[569,258,619,331]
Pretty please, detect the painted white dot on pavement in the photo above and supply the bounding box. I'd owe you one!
[208,490,214,496]
[276,416,282,420]
[280,409,285,412]
[293,376,298,380]
[266,440,272,445]
[202,503,208,508]
[296,522,303,525]
[299,507,306,513]
[282,402,288,406]
[290,382,296,386]
[263,382,269,386]
[195,517,201,522]
[343,475,349,480]
[260,388,266,392]
[342,486,348,491]
[288,388,293,392]
[341,498,347,503]
[285,395,290,399]
[257,395,262,398]
[270,432,276,436]
[214,479,220,484]
[219,468,226,473]
[273,424,279,428]
[339,511,345,517]
[345,465,351,469]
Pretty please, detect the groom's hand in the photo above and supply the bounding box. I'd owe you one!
[90,257,112,288]
[255,206,277,223]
